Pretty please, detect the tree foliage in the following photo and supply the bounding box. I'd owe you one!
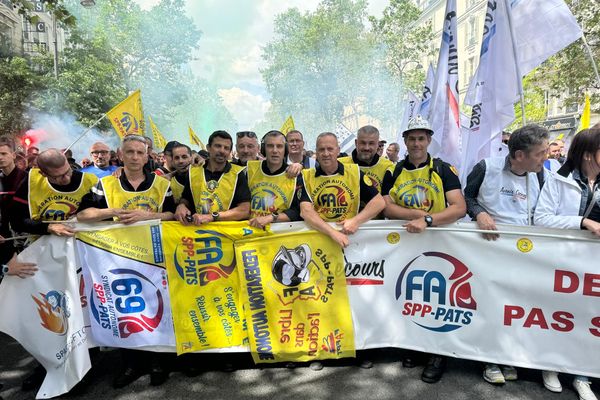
[0,57,43,135]
[31,30,128,129]
[260,0,434,142]
[369,0,435,93]
[508,71,547,132]
[261,0,391,141]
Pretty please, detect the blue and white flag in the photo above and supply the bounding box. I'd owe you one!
[461,0,581,182]
[429,0,462,168]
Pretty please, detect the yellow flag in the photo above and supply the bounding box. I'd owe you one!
[280,116,295,135]
[579,93,591,132]
[235,231,355,363]
[188,125,206,150]
[148,116,167,151]
[107,90,145,138]
[162,221,269,354]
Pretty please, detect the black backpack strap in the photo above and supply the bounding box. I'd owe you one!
[391,160,406,182]
[429,158,444,180]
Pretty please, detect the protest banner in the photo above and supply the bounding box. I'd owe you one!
[76,223,175,348]
[0,236,90,399]
[162,222,267,354]
[236,230,355,363]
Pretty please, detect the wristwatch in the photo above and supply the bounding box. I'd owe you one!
[271,212,279,223]
[211,212,220,221]
[424,215,433,227]
[0,264,9,278]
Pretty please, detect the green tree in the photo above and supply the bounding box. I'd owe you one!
[0,57,43,135]
[32,30,128,129]
[261,0,387,142]
[159,73,238,144]
[508,71,547,131]
[85,0,202,121]
[369,0,435,93]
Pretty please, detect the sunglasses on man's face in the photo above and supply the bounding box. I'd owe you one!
[236,131,257,139]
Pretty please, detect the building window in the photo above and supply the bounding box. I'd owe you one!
[468,17,478,46]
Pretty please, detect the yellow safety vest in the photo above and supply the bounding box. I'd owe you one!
[101,174,170,214]
[28,168,98,221]
[170,176,185,203]
[247,160,297,218]
[190,163,245,214]
[302,164,361,222]
[339,155,393,193]
[388,158,447,213]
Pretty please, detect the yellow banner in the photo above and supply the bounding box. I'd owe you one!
[162,221,268,354]
[107,90,145,138]
[280,116,295,136]
[149,116,167,151]
[188,125,206,150]
[235,231,355,363]
[76,224,165,266]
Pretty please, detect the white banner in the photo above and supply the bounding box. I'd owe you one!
[3,220,600,398]
[0,236,91,399]
[76,238,175,348]
[429,0,461,167]
[341,221,600,378]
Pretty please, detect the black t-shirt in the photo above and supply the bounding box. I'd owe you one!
[77,171,176,214]
[177,162,251,214]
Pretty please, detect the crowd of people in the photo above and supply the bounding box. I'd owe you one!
[0,117,599,400]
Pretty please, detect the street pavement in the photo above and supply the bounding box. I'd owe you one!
[1,332,596,400]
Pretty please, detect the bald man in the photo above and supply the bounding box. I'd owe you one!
[80,142,118,178]
[11,149,98,237]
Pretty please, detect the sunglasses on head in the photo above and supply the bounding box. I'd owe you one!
[236,131,257,139]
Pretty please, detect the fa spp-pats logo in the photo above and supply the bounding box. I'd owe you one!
[395,251,477,332]
[315,185,350,220]
[173,229,236,286]
[120,112,140,135]
[397,185,434,211]
[32,290,72,335]
[89,268,165,338]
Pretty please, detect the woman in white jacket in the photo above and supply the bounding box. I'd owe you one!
[534,128,600,400]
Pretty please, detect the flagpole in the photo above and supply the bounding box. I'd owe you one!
[64,114,107,152]
[581,34,600,86]
[503,0,527,126]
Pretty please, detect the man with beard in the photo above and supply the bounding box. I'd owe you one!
[175,130,250,224]
[338,125,394,193]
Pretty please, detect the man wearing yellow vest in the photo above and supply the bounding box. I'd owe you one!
[12,148,98,237]
[381,115,466,383]
[175,130,250,224]
[77,134,175,224]
[248,130,304,229]
[338,125,394,192]
[300,132,385,248]
[77,134,175,388]
[154,141,191,204]
[10,148,97,391]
